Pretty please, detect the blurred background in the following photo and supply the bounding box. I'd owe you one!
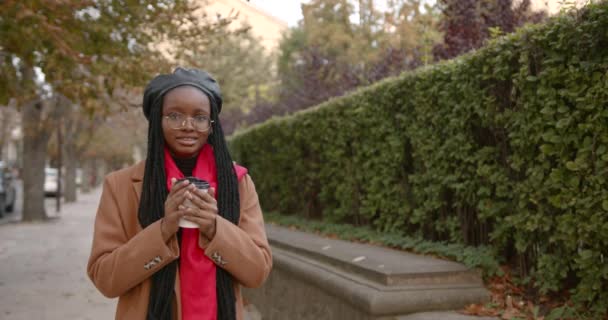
[2,0,587,221]
[0,1,598,319]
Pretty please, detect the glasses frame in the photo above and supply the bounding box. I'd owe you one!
[163,112,214,132]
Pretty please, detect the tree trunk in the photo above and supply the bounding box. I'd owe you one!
[0,108,11,158]
[21,100,51,221]
[85,157,105,191]
[64,148,77,202]
[62,104,78,203]
[56,96,84,202]
[96,159,107,186]
[81,159,92,193]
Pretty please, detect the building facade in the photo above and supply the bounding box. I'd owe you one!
[203,0,289,53]
[529,0,592,15]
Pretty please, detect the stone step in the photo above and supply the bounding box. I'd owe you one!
[267,225,484,287]
[243,225,492,319]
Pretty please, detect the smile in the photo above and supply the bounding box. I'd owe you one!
[176,137,198,145]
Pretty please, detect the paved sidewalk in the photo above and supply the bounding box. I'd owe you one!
[0,187,259,320]
[0,187,115,320]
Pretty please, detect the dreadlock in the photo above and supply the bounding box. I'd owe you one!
[138,88,240,320]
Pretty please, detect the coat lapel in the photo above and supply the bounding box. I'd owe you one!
[131,161,145,203]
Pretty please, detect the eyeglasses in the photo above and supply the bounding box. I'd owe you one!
[163,112,214,132]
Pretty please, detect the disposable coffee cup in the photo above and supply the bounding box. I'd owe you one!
[176,177,210,228]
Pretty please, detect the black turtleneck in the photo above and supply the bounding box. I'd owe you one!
[173,155,197,176]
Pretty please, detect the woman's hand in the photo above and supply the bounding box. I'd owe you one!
[161,178,195,242]
[182,187,218,241]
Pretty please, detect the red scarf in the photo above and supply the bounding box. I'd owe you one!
[164,144,247,320]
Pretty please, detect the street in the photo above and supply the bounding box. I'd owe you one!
[0,186,115,319]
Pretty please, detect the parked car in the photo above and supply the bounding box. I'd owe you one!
[0,161,17,217]
[76,168,83,187]
[44,167,59,197]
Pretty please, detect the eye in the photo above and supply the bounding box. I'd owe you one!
[167,112,182,121]
[193,115,209,122]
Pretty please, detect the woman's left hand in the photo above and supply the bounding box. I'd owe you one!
[182,187,218,240]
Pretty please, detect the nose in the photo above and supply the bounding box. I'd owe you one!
[181,117,195,130]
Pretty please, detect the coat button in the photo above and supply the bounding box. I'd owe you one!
[211,252,227,266]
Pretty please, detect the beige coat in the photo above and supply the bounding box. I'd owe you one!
[87,161,272,320]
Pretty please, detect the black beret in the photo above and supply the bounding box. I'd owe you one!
[142,67,222,120]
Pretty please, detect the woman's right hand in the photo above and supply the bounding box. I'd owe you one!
[161,178,194,242]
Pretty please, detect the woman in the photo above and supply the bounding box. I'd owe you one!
[87,67,272,320]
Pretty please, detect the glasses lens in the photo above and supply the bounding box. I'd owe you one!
[192,116,211,131]
[167,113,184,129]
[166,113,211,132]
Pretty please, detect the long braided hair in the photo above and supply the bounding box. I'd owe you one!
[138,85,240,320]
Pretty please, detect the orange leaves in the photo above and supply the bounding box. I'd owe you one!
[461,266,585,320]
[500,295,526,319]
[4,1,89,63]
[465,270,528,318]
[15,8,36,21]
[462,303,499,316]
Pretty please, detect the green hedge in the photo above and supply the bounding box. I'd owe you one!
[231,2,608,313]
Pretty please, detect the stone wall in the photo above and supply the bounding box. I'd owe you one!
[243,225,490,320]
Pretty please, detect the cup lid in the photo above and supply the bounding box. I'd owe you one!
[177,176,210,189]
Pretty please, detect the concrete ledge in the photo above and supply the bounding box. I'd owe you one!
[274,246,489,315]
[243,225,491,319]
[267,225,484,287]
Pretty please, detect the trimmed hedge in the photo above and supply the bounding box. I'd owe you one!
[231,2,608,313]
